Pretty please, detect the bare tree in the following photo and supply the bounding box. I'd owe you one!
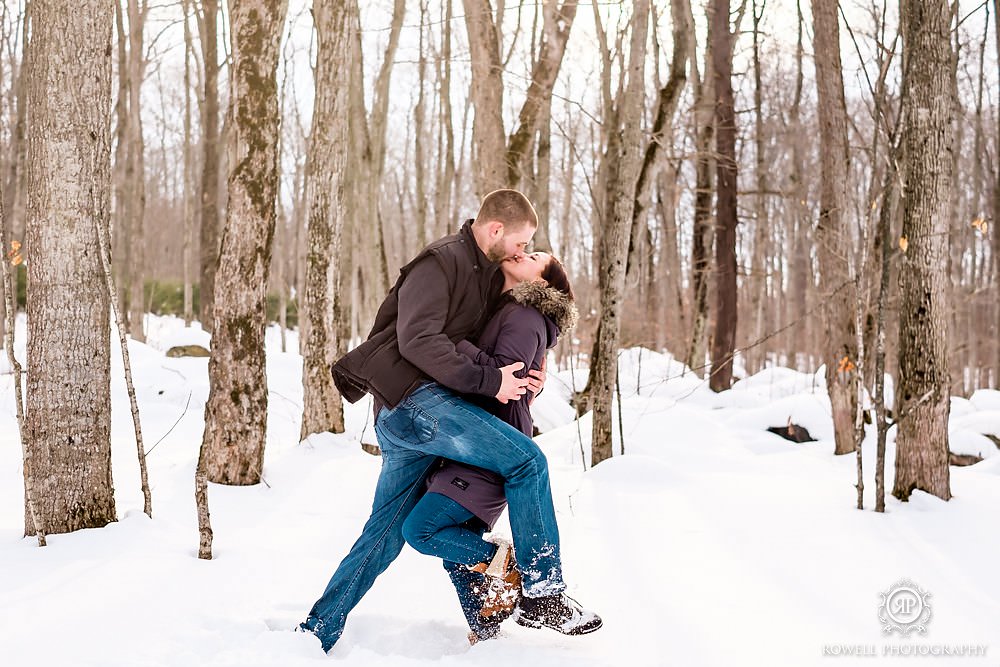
[746,0,768,374]
[626,0,691,283]
[200,0,289,485]
[1,169,43,545]
[346,0,403,329]
[686,0,715,374]
[590,0,649,465]
[434,0,457,236]
[182,0,195,325]
[125,0,148,342]
[95,158,153,519]
[812,0,858,454]
[893,0,954,502]
[462,0,578,196]
[505,1,578,189]
[1,1,29,343]
[462,0,507,195]
[300,0,351,441]
[994,0,1000,387]
[24,0,116,533]
[198,0,221,333]
[709,0,738,391]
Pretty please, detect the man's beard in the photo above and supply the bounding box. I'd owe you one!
[485,237,506,263]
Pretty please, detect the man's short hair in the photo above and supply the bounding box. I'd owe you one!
[473,189,538,231]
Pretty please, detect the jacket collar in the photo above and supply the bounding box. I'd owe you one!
[509,281,579,335]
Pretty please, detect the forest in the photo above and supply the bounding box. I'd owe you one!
[1,1,999,664]
[0,0,997,547]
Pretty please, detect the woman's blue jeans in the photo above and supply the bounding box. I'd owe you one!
[401,491,495,566]
[300,383,564,652]
[402,491,506,640]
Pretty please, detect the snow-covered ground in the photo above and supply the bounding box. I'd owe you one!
[1,314,998,667]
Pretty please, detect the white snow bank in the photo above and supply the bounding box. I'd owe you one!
[0,327,997,667]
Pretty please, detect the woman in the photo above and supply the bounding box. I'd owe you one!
[401,251,578,644]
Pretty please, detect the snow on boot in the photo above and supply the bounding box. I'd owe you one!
[484,537,513,578]
[482,540,521,619]
[514,593,603,635]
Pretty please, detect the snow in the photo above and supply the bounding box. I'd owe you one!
[1,320,998,666]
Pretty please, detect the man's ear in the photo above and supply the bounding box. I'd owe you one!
[488,221,504,238]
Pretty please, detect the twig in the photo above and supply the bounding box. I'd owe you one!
[568,337,587,471]
[94,192,152,518]
[894,389,936,425]
[615,357,624,457]
[145,390,193,456]
[1,212,45,546]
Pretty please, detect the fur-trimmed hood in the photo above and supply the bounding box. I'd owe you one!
[508,280,579,337]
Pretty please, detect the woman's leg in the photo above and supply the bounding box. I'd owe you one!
[444,560,504,641]
[401,492,494,566]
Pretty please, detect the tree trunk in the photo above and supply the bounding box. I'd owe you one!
[348,0,401,327]
[686,3,715,375]
[434,0,456,233]
[198,0,221,333]
[709,0,738,392]
[748,0,767,374]
[200,0,288,485]
[656,165,686,353]
[626,0,690,283]
[24,0,116,534]
[533,98,553,252]
[786,0,809,365]
[874,157,898,513]
[2,2,30,343]
[113,1,129,320]
[994,0,1000,387]
[505,1,578,188]
[463,0,507,195]
[893,0,953,502]
[125,0,147,342]
[182,0,194,326]
[591,0,649,466]
[414,0,429,248]
[300,0,350,441]
[812,0,858,455]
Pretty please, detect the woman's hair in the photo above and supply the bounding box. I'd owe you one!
[541,255,575,302]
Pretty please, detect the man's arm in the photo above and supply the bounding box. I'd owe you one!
[397,257,528,402]
[454,311,545,401]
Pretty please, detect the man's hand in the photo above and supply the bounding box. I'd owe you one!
[496,362,529,404]
[526,357,547,405]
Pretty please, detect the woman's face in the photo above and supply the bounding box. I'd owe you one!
[501,251,551,284]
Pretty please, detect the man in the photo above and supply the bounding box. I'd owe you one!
[300,189,601,652]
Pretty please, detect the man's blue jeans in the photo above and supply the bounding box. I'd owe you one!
[300,383,565,651]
